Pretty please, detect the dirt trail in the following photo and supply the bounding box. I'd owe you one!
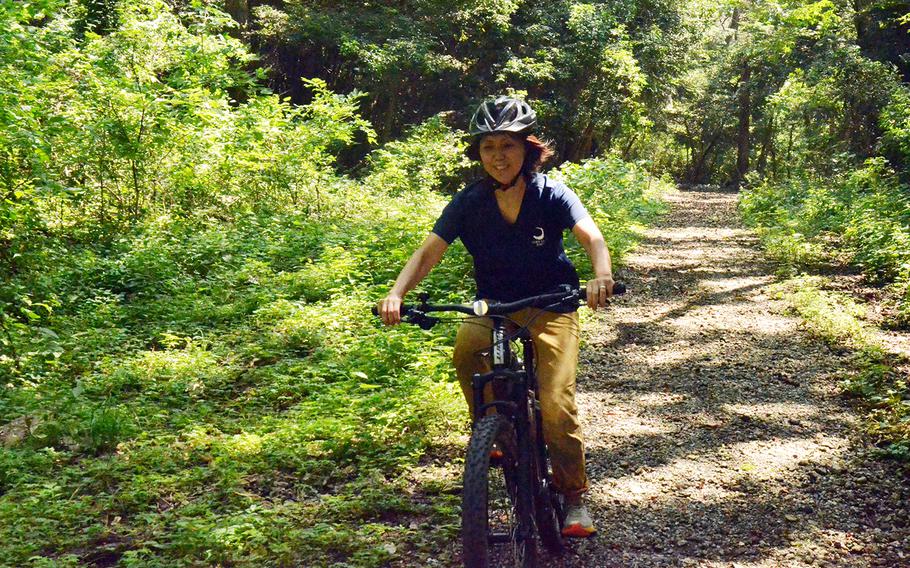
[422,186,910,568]
[559,187,910,567]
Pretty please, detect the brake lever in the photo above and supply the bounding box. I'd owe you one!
[403,310,439,330]
[417,316,439,330]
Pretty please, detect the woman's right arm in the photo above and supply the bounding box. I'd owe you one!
[378,233,450,325]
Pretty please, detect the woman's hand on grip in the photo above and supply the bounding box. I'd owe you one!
[585,276,614,310]
[377,295,403,326]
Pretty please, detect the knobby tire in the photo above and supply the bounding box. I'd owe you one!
[462,415,538,568]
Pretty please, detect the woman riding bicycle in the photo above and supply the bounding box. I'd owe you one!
[377,96,614,538]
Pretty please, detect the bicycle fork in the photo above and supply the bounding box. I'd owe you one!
[469,320,538,545]
[471,320,517,419]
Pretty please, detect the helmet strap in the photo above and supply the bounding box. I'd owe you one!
[489,171,525,192]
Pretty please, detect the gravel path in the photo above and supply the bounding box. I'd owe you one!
[561,187,910,567]
[419,186,910,568]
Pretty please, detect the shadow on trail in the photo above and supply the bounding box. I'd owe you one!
[603,281,771,342]
[565,187,910,568]
[582,322,850,474]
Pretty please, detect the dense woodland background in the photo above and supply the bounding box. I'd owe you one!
[1,0,908,565]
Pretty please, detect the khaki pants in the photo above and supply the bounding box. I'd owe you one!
[453,308,589,499]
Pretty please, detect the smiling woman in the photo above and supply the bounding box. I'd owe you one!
[377,95,617,539]
[480,134,525,184]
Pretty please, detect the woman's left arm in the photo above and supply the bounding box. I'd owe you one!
[572,216,614,310]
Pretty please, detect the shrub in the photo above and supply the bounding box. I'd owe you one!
[741,159,910,320]
[552,155,670,272]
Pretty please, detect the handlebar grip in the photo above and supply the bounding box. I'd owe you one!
[579,282,626,297]
[371,304,414,317]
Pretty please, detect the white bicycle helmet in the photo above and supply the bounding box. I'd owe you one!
[469,96,537,137]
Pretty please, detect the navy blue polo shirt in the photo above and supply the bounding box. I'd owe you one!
[432,173,590,312]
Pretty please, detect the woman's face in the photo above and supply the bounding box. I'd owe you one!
[478,133,526,185]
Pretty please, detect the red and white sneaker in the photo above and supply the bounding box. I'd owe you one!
[561,501,596,538]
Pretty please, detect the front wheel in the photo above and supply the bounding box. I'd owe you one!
[462,415,537,568]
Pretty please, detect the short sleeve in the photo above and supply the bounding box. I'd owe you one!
[551,183,590,230]
[431,192,463,244]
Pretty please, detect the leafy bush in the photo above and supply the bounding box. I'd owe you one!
[0,2,672,566]
[552,155,670,273]
[739,176,840,268]
[363,115,472,195]
[880,84,910,170]
[741,158,910,324]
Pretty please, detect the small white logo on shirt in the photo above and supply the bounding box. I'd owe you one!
[532,227,545,247]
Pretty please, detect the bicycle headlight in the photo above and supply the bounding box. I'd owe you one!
[472,300,488,316]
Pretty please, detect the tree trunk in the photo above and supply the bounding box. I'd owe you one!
[785,126,795,180]
[756,114,774,177]
[224,0,249,27]
[567,123,596,163]
[733,63,751,189]
[728,8,741,45]
[621,134,638,160]
[689,136,718,184]
[380,88,398,142]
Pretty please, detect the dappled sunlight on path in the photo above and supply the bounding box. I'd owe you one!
[559,188,910,567]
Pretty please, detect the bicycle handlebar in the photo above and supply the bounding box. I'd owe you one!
[371,282,626,328]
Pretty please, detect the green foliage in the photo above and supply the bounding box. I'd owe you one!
[0,184,472,564]
[0,0,681,564]
[0,101,668,568]
[881,84,910,171]
[553,155,670,272]
[772,277,910,462]
[363,116,472,195]
[840,161,910,282]
[765,49,899,179]
[0,0,375,242]
[775,276,871,347]
[741,159,910,324]
[560,13,649,158]
[665,0,905,184]
[739,176,839,268]
[249,0,692,157]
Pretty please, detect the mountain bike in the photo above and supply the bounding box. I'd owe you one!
[374,282,624,568]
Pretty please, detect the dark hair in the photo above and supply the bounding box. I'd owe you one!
[466,133,555,173]
[523,135,555,172]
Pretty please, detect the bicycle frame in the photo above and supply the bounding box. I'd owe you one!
[472,317,557,510]
[472,318,525,419]
[373,283,626,565]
